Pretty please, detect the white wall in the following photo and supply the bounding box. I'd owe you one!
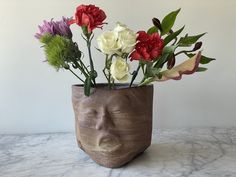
[0,0,236,134]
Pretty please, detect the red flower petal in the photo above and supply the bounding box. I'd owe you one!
[72,4,107,33]
[130,51,141,60]
[130,31,164,61]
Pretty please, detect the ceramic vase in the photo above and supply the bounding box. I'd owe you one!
[72,84,153,168]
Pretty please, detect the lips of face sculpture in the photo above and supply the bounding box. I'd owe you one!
[74,87,153,166]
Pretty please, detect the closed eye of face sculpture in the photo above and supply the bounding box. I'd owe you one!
[72,85,153,168]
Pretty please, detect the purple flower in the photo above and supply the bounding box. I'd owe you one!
[35,17,72,39]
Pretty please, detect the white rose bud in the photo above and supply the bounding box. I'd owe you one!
[97,31,121,55]
[110,57,130,82]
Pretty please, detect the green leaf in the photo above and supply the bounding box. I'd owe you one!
[139,77,154,86]
[186,54,216,64]
[84,77,91,96]
[178,33,206,47]
[200,56,216,64]
[153,45,178,68]
[140,62,145,74]
[196,67,208,72]
[150,68,162,76]
[147,26,158,35]
[163,45,178,54]
[154,53,169,68]
[164,26,185,45]
[161,8,181,36]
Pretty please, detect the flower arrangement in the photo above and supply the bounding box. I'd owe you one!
[35,4,215,96]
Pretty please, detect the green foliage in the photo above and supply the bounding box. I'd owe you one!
[153,45,178,69]
[149,68,162,76]
[138,8,215,87]
[196,67,208,72]
[139,77,154,86]
[161,8,181,36]
[164,26,185,45]
[186,53,216,64]
[154,53,169,68]
[199,56,216,64]
[162,45,178,54]
[36,8,215,90]
[178,33,206,47]
[147,26,158,35]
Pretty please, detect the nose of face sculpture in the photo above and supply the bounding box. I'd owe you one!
[94,107,122,153]
[95,107,115,130]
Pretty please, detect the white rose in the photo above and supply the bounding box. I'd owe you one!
[110,57,130,82]
[118,29,137,53]
[113,22,137,53]
[113,22,128,33]
[97,31,121,55]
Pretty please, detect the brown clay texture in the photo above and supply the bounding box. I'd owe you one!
[72,84,153,168]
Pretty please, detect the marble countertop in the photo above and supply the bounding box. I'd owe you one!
[1,128,236,177]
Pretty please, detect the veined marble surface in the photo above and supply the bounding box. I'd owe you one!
[1,128,236,177]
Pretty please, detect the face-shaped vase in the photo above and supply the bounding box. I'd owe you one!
[72,84,153,168]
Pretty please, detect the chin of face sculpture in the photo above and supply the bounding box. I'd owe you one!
[72,84,153,168]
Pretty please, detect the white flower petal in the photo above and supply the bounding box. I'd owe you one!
[110,57,130,82]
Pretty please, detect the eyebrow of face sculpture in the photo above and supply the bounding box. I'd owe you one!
[107,92,130,105]
[78,91,143,116]
[79,97,97,107]
[106,93,141,114]
[83,108,97,115]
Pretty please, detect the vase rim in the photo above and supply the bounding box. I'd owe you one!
[72,83,153,91]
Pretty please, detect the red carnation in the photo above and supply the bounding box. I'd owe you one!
[69,4,107,33]
[130,31,164,61]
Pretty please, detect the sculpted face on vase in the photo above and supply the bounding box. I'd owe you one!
[72,85,153,168]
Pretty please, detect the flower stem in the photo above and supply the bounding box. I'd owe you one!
[129,64,141,87]
[175,50,194,57]
[78,59,90,76]
[86,37,96,86]
[103,55,112,89]
[74,61,89,78]
[140,76,147,84]
[103,69,109,81]
[68,68,84,83]
[112,79,115,89]
[73,41,90,78]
